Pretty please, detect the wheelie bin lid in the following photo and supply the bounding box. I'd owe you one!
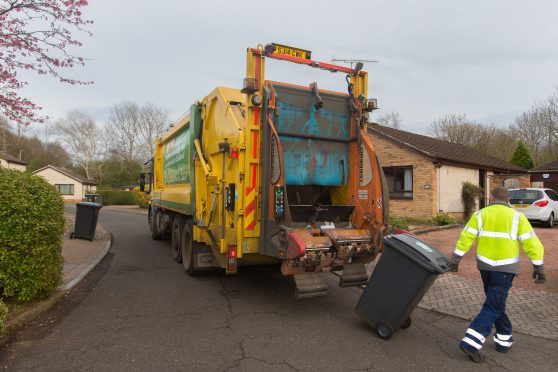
[383,233,451,274]
[76,202,103,208]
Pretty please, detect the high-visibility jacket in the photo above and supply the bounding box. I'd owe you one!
[454,202,544,274]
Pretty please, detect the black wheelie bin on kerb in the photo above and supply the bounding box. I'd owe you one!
[355,233,451,340]
[71,202,103,241]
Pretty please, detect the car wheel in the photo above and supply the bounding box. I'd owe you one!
[545,213,554,228]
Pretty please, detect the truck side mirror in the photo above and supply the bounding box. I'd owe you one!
[139,173,152,194]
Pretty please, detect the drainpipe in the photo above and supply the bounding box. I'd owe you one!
[433,161,442,213]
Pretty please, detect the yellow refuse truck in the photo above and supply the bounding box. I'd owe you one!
[140,44,389,298]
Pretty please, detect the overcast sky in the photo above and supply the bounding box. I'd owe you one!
[20,0,558,134]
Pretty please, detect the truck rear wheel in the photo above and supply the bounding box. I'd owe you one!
[181,222,197,275]
[171,216,184,262]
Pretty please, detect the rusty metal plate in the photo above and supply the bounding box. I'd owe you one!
[285,228,332,259]
[323,229,371,243]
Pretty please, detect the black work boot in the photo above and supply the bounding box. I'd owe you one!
[459,344,485,363]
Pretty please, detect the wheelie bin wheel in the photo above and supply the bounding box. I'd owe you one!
[377,321,394,340]
[400,317,412,329]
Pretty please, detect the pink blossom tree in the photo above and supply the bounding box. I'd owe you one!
[0,0,92,124]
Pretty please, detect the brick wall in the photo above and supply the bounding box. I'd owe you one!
[489,174,530,190]
[373,134,438,218]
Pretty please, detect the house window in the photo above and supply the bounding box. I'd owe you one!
[55,184,74,195]
[384,166,413,199]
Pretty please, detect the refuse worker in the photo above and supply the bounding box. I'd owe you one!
[448,186,545,363]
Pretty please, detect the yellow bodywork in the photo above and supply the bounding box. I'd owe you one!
[152,86,271,266]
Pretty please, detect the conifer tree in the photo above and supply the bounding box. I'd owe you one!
[510,141,534,169]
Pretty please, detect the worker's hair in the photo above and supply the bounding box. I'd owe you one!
[491,186,509,201]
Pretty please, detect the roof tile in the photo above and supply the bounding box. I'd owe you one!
[530,159,558,172]
[368,124,525,173]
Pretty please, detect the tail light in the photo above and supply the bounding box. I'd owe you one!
[274,185,284,219]
[227,245,238,273]
[534,200,549,207]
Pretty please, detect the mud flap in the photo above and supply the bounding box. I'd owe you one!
[294,274,328,299]
[339,263,369,287]
[196,243,222,270]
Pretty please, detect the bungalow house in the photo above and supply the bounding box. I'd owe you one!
[0,151,27,171]
[530,160,558,192]
[33,165,97,202]
[368,124,527,219]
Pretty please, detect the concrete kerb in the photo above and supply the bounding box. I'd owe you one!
[100,205,148,215]
[3,230,112,341]
[60,236,112,291]
[411,224,462,235]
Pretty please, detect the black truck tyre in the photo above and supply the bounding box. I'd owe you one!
[171,216,184,262]
[181,222,197,275]
[150,206,162,240]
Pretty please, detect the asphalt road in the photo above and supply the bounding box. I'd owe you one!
[1,208,557,371]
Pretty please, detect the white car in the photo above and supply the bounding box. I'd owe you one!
[509,188,558,228]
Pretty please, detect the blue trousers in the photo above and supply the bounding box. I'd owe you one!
[460,270,515,353]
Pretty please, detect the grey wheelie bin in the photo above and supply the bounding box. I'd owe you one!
[84,193,103,204]
[355,233,451,340]
[71,202,103,241]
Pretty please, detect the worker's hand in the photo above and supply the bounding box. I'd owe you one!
[448,254,461,273]
[448,262,458,272]
[532,265,546,284]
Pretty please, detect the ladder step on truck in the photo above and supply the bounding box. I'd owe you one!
[294,274,328,299]
[339,263,369,288]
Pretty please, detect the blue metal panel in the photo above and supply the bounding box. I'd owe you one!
[272,83,351,186]
[276,103,350,140]
[281,136,348,186]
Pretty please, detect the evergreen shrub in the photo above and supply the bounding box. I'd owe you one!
[0,168,64,302]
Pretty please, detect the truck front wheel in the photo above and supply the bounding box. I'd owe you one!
[150,207,162,240]
[181,222,197,275]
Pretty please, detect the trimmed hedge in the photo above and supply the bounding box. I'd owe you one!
[0,168,64,302]
[96,190,137,205]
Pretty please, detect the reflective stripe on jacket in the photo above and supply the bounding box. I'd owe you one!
[454,203,544,274]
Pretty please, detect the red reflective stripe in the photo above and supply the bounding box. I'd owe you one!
[245,199,255,215]
[251,164,257,188]
[253,107,260,125]
[246,220,256,230]
[255,55,261,89]
[253,130,259,158]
